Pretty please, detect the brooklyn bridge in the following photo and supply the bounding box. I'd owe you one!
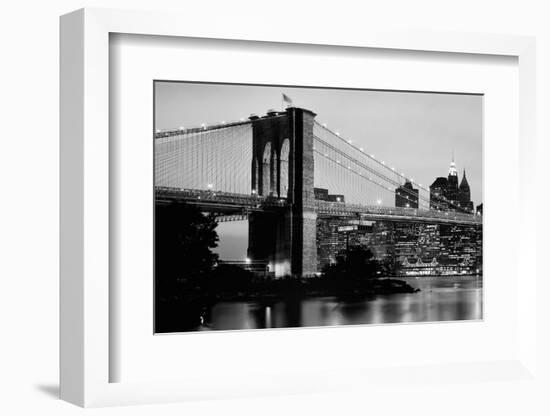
[155,107,482,278]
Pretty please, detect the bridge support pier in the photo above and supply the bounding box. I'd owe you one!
[248,107,318,277]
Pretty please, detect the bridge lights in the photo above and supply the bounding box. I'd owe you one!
[359,147,364,152]
[322,123,327,127]
[336,132,340,136]
[201,123,206,129]
[376,199,382,205]
[207,183,213,190]
[245,257,251,264]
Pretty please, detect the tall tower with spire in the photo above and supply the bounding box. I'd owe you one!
[448,152,458,177]
[458,168,474,212]
[446,153,459,203]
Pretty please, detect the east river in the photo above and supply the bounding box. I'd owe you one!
[194,275,483,331]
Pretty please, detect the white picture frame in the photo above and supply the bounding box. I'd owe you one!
[60,7,537,407]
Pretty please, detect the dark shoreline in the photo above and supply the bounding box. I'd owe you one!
[156,276,419,332]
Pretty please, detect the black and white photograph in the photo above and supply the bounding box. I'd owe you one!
[154,82,483,333]
[5,0,548,413]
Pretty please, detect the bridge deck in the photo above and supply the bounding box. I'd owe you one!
[155,187,286,214]
[155,187,482,226]
[315,200,481,226]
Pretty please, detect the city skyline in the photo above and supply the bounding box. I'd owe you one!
[155,82,483,260]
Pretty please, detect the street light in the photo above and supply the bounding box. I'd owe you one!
[207,183,213,190]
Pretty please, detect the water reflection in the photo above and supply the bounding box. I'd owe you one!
[195,276,483,331]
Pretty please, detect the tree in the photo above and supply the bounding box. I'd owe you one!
[155,201,219,298]
[322,246,379,280]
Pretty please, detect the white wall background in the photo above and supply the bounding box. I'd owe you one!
[0,1,548,415]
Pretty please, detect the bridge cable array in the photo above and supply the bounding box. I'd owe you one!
[313,121,471,213]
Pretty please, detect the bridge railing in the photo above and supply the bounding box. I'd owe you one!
[155,186,288,208]
[316,200,482,225]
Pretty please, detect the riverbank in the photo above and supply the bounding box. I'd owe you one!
[156,275,419,332]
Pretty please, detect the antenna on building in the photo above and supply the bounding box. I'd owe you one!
[448,151,458,177]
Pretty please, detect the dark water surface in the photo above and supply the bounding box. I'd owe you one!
[195,276,483,331]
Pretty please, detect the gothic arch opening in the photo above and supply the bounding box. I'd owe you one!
[280,139,290,198]
[262,142,272,196]
[252,156,259,193]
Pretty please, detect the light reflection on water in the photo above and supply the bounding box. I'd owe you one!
[197,276,483,331]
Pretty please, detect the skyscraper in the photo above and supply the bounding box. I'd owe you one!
[446,154,459,204]
[395,180,419,208]
[429,156,474,213]
[430,177,449,210]
[458,169,474,212]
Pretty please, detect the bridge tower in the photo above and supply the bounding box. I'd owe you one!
[247,107,318,277]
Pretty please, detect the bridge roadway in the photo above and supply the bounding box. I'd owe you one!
[155,187,482,226]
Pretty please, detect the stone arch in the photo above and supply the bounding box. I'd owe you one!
[279,139,290,198]
[262,142,272,195]
[252,156,259,193]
